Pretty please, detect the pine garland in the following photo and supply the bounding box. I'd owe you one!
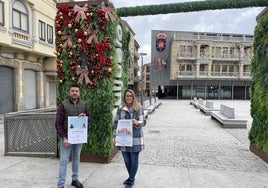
[117,0,268,17]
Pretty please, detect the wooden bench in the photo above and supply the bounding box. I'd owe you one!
[199,101,219,115]
[211,104,247,128]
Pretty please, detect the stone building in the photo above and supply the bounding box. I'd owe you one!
[0,0,140,114]
[0,0,58,113]
[150,30,253,100]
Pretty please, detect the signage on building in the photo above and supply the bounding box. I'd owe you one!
[155,33,167,52]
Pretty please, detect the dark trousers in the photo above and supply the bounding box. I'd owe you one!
[122,151,140,181]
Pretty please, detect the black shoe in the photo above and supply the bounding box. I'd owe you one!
[125,179,134,186]
[123,178,135,185]
[71,180,83,188]
[123,178,130,185]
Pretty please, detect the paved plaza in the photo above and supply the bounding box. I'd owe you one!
[0,100,268,188]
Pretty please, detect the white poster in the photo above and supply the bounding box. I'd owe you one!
[115,119,133,147]
[68,116,88,144]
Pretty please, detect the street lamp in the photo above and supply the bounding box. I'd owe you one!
[139,52,147,118]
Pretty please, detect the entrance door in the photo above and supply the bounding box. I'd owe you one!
[0,66,14,113]
[24,70,36,110]
[233,86,245,99]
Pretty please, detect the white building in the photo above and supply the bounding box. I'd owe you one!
[0,0,58,113]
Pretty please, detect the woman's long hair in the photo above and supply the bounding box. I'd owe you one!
[122,89,141,113]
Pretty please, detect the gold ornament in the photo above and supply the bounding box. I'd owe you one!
[84,31,88,36]
[78,38,82,43]
[68,23,72,28]
[57,31,62,35]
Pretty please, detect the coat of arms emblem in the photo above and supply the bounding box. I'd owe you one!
[156,33,167,52]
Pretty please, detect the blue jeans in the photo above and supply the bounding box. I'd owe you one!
[122,151,140,181]
[57,140,82,187]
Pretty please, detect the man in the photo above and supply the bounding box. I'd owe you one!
[55,83,91,188]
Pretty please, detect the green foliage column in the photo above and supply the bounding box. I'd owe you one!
[249,11,268,153]
[54,3,130,157]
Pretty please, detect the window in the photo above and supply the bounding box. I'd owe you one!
[186,64,192,71]
[222,65,227,72]
[229,65,234,72]
[47,24,53,44]
[0,1,4,26]
[200,64,205,71]
[179,64,185,71]
[12,1,28,32]
[214,64,220,72]
[39,20,46,41]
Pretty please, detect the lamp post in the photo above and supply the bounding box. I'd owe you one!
[139,52,147,116]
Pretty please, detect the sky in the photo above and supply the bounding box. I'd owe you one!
[76,0,265,64]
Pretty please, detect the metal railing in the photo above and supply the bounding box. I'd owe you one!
[4,108,57,158]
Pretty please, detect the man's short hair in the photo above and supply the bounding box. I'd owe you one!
[69,83,80,90]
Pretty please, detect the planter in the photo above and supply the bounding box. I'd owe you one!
[80,148,119,163]
[250,143,268,163]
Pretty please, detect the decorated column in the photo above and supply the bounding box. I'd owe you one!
[55,1,130,161]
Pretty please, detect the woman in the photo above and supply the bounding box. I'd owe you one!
[113,89,145,188]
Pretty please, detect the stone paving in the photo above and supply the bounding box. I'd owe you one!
[0,100,268,188]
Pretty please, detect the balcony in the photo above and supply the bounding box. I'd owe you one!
[177,53,197,60]
[177,71,251,79]
[243,72,251,77]
[211,72,239,77]
[177,71,195,78]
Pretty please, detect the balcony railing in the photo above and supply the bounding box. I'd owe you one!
[178,71,195,77]
[243,72,251,77]
[199,71,208,76]
[177,71,251,78]
[211,72,239,77]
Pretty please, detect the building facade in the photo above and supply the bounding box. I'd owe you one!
[150,30,253,100]
[0,0,140,114]
[0,0,58,113]
[121,19,140,94]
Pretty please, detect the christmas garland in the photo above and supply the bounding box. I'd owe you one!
[55,3,114,88]
[117,0,268,17]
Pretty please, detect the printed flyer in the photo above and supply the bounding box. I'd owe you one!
[68,116,88,144]
[115,119,133,147]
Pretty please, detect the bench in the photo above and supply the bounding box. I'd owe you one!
[211,104,247,128]
[143,99,155,114]
[193,98,204,109]
[153,97,162,108]
[199,101,219,115]
[190,97,197,105]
